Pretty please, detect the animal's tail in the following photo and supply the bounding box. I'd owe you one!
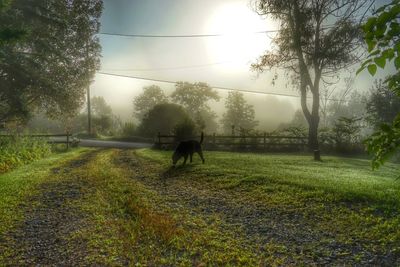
[200,132,204,144]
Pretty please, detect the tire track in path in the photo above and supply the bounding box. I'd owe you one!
[3,150,99,266]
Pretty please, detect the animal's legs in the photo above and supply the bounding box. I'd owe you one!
[198,151,205,164]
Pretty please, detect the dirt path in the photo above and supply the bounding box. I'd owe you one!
[3,151,98,266]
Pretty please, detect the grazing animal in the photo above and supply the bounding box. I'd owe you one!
[172,132,205,166]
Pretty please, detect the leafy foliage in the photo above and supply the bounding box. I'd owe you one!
[171,82,220,131]
[358,0,400,168]
[366,79,400,128]
[0,135,51,173]
[173,118,197,142]
[137,103,192,137]
[332,117,363,152]
[221,91,258,133]
[0,0,103,123]
[133,85,168,120]
[91,96,113,117]
[365,121,400,169]
[252,0,368,154]
[121,122,136,137]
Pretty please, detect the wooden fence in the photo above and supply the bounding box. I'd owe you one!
[0,133,74,149]
[156,133,308,152]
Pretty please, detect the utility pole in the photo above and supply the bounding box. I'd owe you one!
[87,85,92,135]
[86,42,92,135]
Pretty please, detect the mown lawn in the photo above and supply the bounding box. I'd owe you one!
[135,149,400,264]
[138,149,400,209]
[1,148,399,265]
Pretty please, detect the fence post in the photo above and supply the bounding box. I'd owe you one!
[158,132,161,147]
[263,132,266,150]
[213,133,216,146]
[231,125,235,136]
[66,132,70,151]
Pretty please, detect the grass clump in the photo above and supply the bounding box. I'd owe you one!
[0,135,52,174]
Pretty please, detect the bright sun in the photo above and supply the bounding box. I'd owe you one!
[204,2,275,71]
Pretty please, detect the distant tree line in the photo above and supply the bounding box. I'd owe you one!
[130,82,259,140]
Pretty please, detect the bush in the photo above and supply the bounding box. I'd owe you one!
[173,118,196,142]
[137,103,191,138]
[121,122,136,137]
[0,135,52,174]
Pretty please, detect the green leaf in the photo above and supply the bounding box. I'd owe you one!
[375,24,387,37]
[389,4,400,17]
[395,42,400,53]
[386,48,395,60]
[375,5,388,13]
[395,56,400,69]
[367,39,377,52]
[367,64,377,75]
[356,66,364,75]
[374,57,386,68]
[377,11,391,26]
[361,58,372,67]
[364,17,377,32]
[369,49,381,56]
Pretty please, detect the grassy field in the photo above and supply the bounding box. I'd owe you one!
[0,148,399,265]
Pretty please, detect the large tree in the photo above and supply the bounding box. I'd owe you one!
[133,85,168,120]
[252,0,370,160]
[171,81,220,132]
[137,103,192,137]
[91,96,113,117]
[221,91,258,134]
[0,0,103,124]
[0,0,25,46]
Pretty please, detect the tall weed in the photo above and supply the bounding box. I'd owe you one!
[0,135,52,174]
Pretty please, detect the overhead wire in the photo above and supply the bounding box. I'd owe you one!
[96,24,343,102]
[96,71,343,102]
[101,61,234,72]
[97,25,335,38]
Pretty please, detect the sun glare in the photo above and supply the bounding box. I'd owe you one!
[204,2,275,71]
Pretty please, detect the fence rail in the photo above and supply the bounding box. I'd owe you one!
[156,133,308,152]
[0,133,74,149]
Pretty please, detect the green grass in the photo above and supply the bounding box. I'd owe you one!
[133,149,400,264]
[1,148,399,265]
[70,150,258,265]
[0,136,53,174]
[137,149,400,210]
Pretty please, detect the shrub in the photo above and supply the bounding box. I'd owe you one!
[0,135,52,174]
[121,122,136,137]
[137,103,191,138]
[173,118,196,142]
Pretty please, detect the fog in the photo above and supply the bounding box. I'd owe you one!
[91,0,394,131]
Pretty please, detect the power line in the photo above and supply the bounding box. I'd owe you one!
[96,71,342,102]
[98,29,279,38]
[101,61,233,72]
[97,26,335,38]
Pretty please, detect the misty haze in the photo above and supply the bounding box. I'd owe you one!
[1,0,400,265]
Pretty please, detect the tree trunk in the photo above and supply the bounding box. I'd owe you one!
[308,117,321,161]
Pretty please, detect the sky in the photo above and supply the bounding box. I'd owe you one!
[91,0,393,129]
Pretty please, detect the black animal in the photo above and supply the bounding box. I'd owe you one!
[172,132,205,166]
